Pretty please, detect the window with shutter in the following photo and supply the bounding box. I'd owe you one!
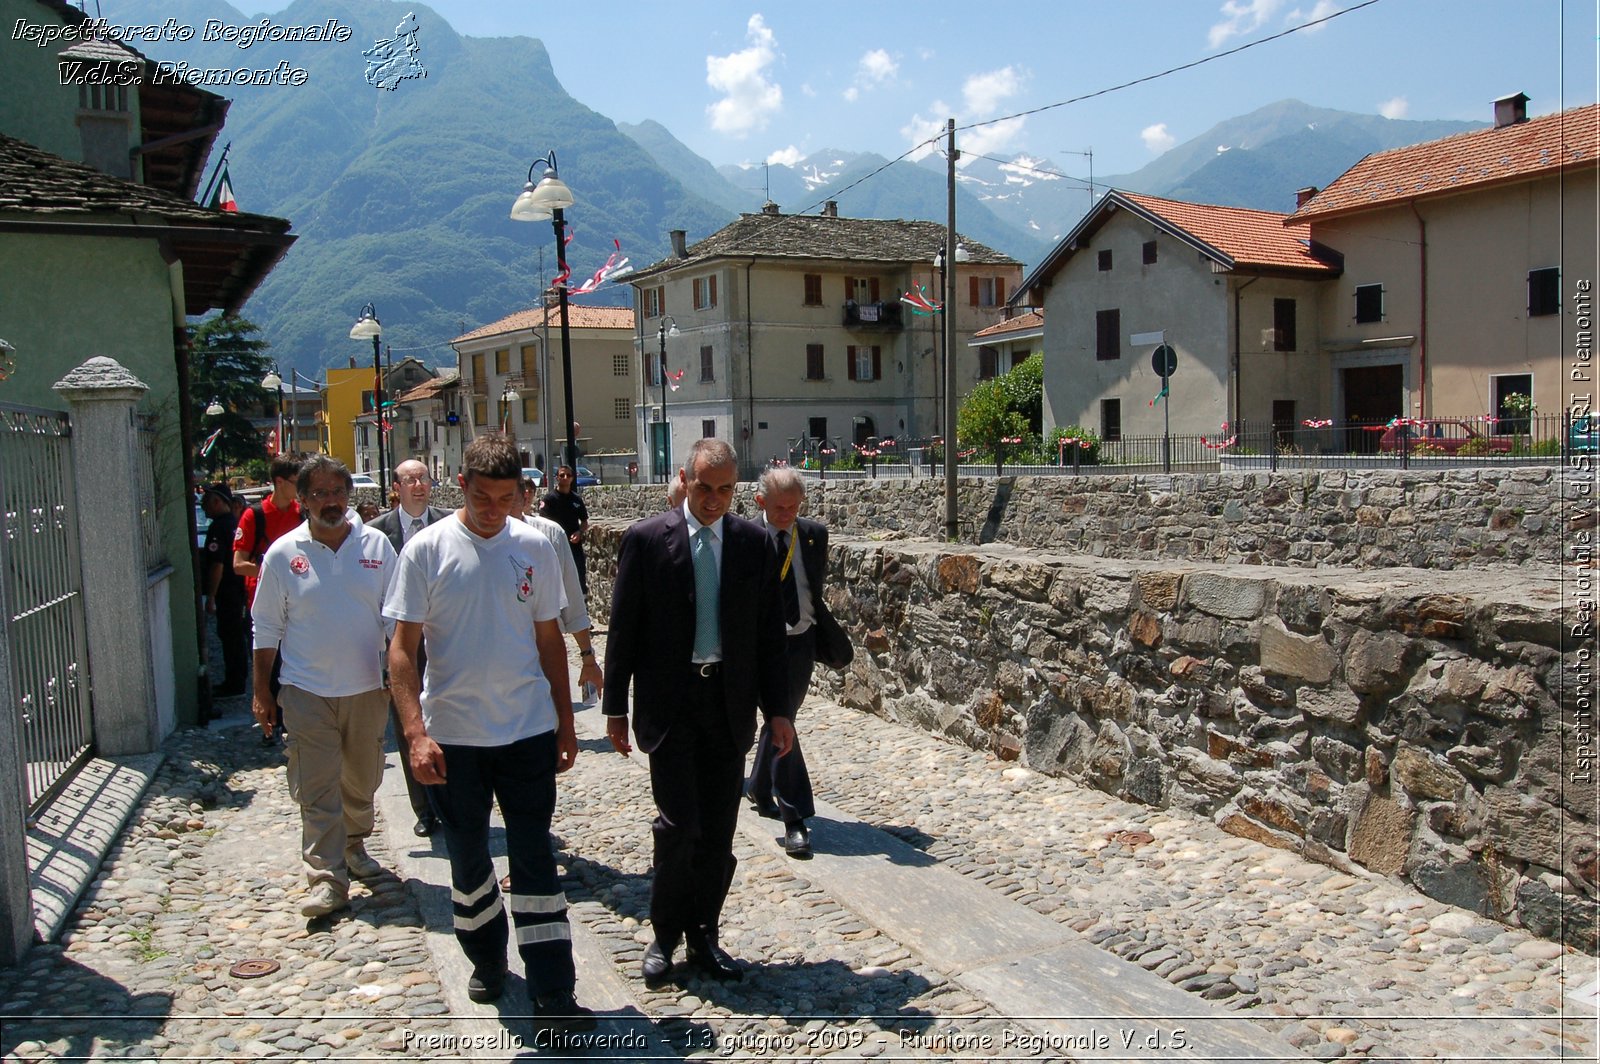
[970,276,980,306]
[804,274,822,306]
[1096,309,1121,361]
[871,346,881,381]
[846,345,858,381]
[805,344,824,380]
[700,345,714,382]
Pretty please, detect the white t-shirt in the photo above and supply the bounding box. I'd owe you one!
[383,514,565,747]
[251,522,395,697]
[525,512,590,633]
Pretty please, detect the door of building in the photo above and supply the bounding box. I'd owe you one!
[1342,364,1403,453]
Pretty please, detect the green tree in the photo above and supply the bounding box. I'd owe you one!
[189,314,273,472]
[956,352,1042,463]
[997,352,1044,436]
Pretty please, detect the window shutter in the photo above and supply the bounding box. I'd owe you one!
[871,346,882,380]
[844,276,855,300]
[970,277,981,306]
[847,345,858,381]
[869,278,880,302]
[693,278,702,307]
[709,275,717,306]
[996,278,1006,304]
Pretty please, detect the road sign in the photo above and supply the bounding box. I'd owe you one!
[1151,344,1177,378]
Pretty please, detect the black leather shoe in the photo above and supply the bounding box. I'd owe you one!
[413,814,438,838]
[641,939,676,988]
[783,822,812,859]
[467,964,506,1003]
[684,930,743,982]
[745,783,781,819]
[532,991,597,1034]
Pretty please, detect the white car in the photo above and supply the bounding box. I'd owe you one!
[351,473,378,488]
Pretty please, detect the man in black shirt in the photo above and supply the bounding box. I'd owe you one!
[539,465,590,597]
[200,483,248,697]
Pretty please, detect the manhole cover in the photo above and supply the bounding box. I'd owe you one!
[1112,830,1155,848]
[229,959,280,979]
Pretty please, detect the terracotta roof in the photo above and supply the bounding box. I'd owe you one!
[453,303,635,344]
[628,211,1018,281]
[1288,103,1600,224]
[1119,192,1336,273]
[972,309,1044,340]
[395,370,458,405]
[0,132,293,314]
[1015,189,1336,300]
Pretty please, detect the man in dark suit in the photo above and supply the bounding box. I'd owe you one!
[604,439,793,987]
[747,466,827,858]
[368,458,450,837]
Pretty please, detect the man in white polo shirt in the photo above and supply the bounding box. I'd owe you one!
[252,455,396,919]
[386,435,594,1035]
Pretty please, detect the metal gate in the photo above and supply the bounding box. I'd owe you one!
[0,402,92,813]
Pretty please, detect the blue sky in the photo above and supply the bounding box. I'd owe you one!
[236,0,1594,177]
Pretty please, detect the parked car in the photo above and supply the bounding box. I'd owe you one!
[194,502,210,549]
[1377,419,1513,455]
[574,465,600,487]
[351,473,378,488]
[1571,415,1599,453]
[521,467,545,488]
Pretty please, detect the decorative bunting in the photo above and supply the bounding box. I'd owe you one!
[899,282,942,315]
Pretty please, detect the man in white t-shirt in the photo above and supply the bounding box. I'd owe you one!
[251,456,395,920]
[385,435,595,1035]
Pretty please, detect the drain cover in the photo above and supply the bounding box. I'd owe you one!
[229,958,280,979]
[1112,829,1156,848]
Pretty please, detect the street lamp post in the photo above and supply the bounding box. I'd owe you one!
[349,303,387,502]
[500,383,520,435]
[656,315,678,482]
[261,365,286,453]
[512,152,579,471]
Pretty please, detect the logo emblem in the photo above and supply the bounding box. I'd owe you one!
[289,555,310,575]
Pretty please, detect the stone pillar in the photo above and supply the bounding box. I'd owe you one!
[53,357,159,755]
[0,501,32,964]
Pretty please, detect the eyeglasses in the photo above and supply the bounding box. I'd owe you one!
[397,475,431,486]
[306,487,349,503]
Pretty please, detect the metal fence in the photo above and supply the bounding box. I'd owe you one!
[0,402,92,813]
[788,414,1589,477]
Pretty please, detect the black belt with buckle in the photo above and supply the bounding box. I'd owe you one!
[695,661,721,679]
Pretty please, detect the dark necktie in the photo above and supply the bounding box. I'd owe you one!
[778,529,800,626]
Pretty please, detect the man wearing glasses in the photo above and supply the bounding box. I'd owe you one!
[539,465,590,597]
[369,458,451,837]
[252,456,397,919]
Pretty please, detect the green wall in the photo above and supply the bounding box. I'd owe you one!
[0,228,202,725]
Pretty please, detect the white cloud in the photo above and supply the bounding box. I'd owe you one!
[901,110,948,160]
[1141,123,1177,153]
[858,49,898,85]
[1208,0,1285,48]
[765,145,805,167]
[962,115,1026,158]
[963,66,1023,116]
[801,82,817,98]
[1288,0,1341,31]
[842,87,859,102]
[1378,96,1409,120]
[705,14,783,138]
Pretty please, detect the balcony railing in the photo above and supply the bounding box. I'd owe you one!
[842,302,903,331]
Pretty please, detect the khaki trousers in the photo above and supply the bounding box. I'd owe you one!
[279,685,388,891]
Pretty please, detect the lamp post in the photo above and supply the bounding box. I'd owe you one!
[261,365,285,453]
[512,152,579,471]
[349,303,387,502]
[500,383,520,434]
[656,314,678,482]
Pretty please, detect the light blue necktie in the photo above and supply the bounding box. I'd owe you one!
[692,526,720,659]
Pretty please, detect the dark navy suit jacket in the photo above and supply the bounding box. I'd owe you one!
[603,507,789,754]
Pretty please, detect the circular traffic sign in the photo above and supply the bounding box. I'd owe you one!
[1151,344,1177,378]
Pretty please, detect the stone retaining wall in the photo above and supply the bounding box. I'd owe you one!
[585,524,1596,951]
[583,466,1572,570]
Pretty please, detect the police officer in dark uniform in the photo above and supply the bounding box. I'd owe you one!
[200,483,248,697]
[539,465,590,597]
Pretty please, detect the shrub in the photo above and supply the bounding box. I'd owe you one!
[1047,425,1100,465]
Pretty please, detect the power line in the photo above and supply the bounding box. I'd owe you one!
[957,0,1382,135]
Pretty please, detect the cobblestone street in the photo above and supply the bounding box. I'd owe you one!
[1,639,1595,1061]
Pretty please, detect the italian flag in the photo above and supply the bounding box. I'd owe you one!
[210,166,237,213]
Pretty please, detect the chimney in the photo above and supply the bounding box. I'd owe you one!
[761,200,781,215]
[1494,92,1529,128]
[1295,186,1319,208]
[670,229,687,258]
[348,356,356,369]
[822,200,838,218]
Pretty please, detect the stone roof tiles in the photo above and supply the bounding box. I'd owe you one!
[630,212,1018,280]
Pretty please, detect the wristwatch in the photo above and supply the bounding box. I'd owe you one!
[579,648,595,658]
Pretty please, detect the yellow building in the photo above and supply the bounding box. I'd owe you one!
[323,366,369,470]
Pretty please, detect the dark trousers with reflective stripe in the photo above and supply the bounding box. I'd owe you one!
[749,627,816,824]
[646,672,742,943]
[435,731,575,996]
